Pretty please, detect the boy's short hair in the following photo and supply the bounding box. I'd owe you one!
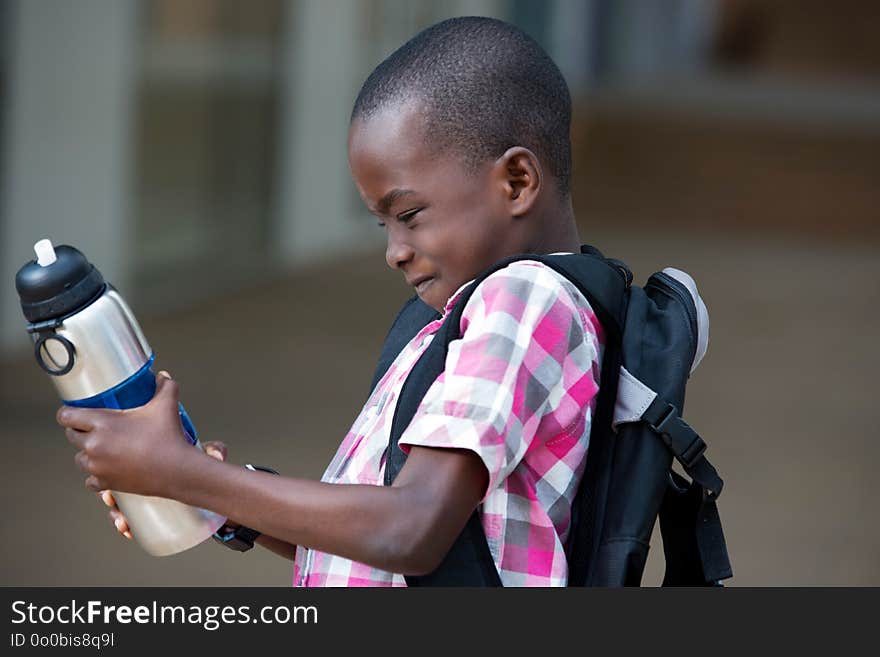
[351,16,573,195]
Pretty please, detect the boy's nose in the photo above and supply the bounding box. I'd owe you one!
[385,235,414,270]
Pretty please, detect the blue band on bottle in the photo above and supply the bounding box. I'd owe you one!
[63,353,198,445]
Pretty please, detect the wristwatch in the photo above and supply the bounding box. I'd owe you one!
[212,464,279,552]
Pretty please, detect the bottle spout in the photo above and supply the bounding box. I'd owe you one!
[34,239,57,267]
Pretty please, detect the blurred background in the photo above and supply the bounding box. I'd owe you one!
[1,0,877,586]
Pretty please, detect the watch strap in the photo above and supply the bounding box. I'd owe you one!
[212,464,279,552]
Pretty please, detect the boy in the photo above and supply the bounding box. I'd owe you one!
[58,16,604,587]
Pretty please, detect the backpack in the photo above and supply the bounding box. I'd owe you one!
[369,245,732,586]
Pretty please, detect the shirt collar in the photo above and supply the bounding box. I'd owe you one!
[440,252,575,315]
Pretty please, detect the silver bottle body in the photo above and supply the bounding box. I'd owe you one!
[39,287,226,557]
[41,287,151,400]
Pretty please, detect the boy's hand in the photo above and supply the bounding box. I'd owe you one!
[100,441,229,540]
[57,371,199,498]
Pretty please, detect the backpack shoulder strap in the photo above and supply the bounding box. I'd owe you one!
[369,295,440,395]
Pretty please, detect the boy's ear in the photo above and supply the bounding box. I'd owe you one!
[495,146,542,217]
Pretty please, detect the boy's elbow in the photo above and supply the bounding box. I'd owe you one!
[377,463,487,576]
[395,540,445,577]
[386,547,443,577]
[378,508,448,576]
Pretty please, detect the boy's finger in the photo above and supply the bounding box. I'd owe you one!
[65,427,87,450]
[111,516,133,540]
[85,475,104,493]
[74,450,90,473]
[204,441,227,461]
[56,405,101,431]
[100,490,116,509]
[109,509,130,536]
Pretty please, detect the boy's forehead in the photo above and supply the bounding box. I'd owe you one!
[348,100,478,206]
[348,102,430,173]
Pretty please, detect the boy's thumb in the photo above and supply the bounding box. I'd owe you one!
[153,370,180,408]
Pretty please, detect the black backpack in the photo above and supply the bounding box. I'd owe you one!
[369,245,732,586]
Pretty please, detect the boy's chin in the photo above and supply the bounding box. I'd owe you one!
[416,280,447,313]
[418,293,445,313]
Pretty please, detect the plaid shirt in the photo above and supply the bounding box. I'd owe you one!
[293,259,604,586]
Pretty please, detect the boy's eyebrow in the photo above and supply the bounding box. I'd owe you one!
[375,188,416,215]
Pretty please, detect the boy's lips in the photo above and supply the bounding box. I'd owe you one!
[407,276,435,294]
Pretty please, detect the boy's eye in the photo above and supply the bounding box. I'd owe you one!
[376,221,386,228]
[397,208,422,223]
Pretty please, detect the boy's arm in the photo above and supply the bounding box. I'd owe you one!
[173,443,486,575]
[254,534,299,561]
[101,443,300,563]
[59,373,487,576]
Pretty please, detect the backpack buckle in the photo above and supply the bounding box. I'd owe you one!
[646,400,707,470]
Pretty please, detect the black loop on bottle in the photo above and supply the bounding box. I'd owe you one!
[34,333,76,376]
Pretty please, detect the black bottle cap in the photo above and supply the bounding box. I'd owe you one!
[15,244,106,323]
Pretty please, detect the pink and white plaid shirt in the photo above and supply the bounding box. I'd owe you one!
[293,259,604,586]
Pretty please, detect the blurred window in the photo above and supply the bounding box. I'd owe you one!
[134,0,283,292]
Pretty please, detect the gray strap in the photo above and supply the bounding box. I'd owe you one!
[612,366,657,430]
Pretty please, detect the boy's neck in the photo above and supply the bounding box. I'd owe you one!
[527,198,581,254]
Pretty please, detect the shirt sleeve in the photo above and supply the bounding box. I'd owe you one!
[397,261,602,500]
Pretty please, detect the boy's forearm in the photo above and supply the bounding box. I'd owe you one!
[165,450,426,574]
[255,534,298,561]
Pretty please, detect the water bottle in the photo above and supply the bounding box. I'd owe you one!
[14,238,227,556]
